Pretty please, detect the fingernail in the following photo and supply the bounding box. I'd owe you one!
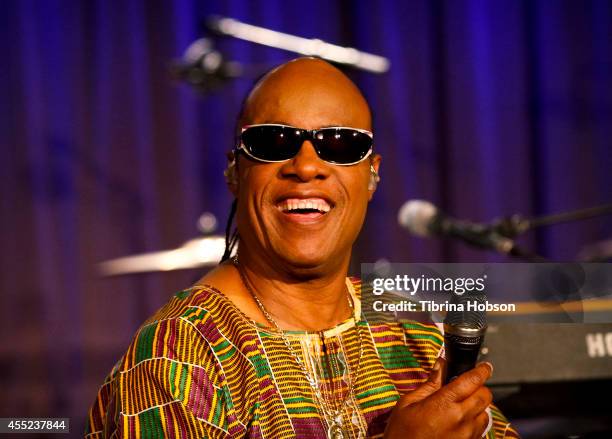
[432,359,441,371]
[479,361,494,376]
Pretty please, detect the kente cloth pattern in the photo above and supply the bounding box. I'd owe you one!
[86,278,519,438]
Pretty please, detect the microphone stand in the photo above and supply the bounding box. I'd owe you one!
[489,203,612,262]
[492,203,612,239]
[204,16,390,74]
[172,16,391,93]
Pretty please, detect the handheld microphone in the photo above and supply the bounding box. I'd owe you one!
[398,200,515,254]
[443,292,488,384]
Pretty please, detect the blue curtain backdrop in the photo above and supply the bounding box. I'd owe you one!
[1,0,611,435]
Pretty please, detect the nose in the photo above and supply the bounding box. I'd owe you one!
[279,140,330,182]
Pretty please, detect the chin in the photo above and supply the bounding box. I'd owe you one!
[276,247,330,271]
[276,242,346,275]
[284,251,326,267]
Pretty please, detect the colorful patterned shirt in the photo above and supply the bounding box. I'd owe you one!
[86,278,519,438]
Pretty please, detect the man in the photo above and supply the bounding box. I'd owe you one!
[86,57,518,438]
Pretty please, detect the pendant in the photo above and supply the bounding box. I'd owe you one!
[327,421,347,439]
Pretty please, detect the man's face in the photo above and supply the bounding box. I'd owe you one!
[233,59,380,275]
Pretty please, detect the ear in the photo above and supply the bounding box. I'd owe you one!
[367,154,381,201]
[224,151,239,196]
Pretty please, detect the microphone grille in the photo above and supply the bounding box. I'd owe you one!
[443,292,487,330]
[397,200,438,237]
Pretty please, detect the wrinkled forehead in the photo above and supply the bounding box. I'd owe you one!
[240,59,372,131]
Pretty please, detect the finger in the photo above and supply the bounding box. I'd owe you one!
[460,386,492,420]
[441,362,493,403]
[473,410,491,438]
[428,357,445,387]
[396,357,445,409]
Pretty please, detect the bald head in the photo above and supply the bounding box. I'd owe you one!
[239,57,372,131]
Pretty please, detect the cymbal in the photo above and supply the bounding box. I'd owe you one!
[98,236,226,276]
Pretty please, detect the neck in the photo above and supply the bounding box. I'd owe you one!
[235,246,353,332]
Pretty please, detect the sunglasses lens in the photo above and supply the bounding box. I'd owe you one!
[240,126,373,164]
[315,129,373,164]
[241,126,301,161]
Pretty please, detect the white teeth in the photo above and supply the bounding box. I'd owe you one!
[279,198,331,213]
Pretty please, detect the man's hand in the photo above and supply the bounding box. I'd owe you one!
[384,359,493,439]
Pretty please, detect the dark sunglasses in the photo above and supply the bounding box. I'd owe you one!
[236,124,374,165]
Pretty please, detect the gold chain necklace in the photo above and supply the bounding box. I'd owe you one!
[232,256,364,439]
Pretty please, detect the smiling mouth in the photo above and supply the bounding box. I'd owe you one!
[277,197,332,220]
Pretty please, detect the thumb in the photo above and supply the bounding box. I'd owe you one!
[396,357,445,409]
